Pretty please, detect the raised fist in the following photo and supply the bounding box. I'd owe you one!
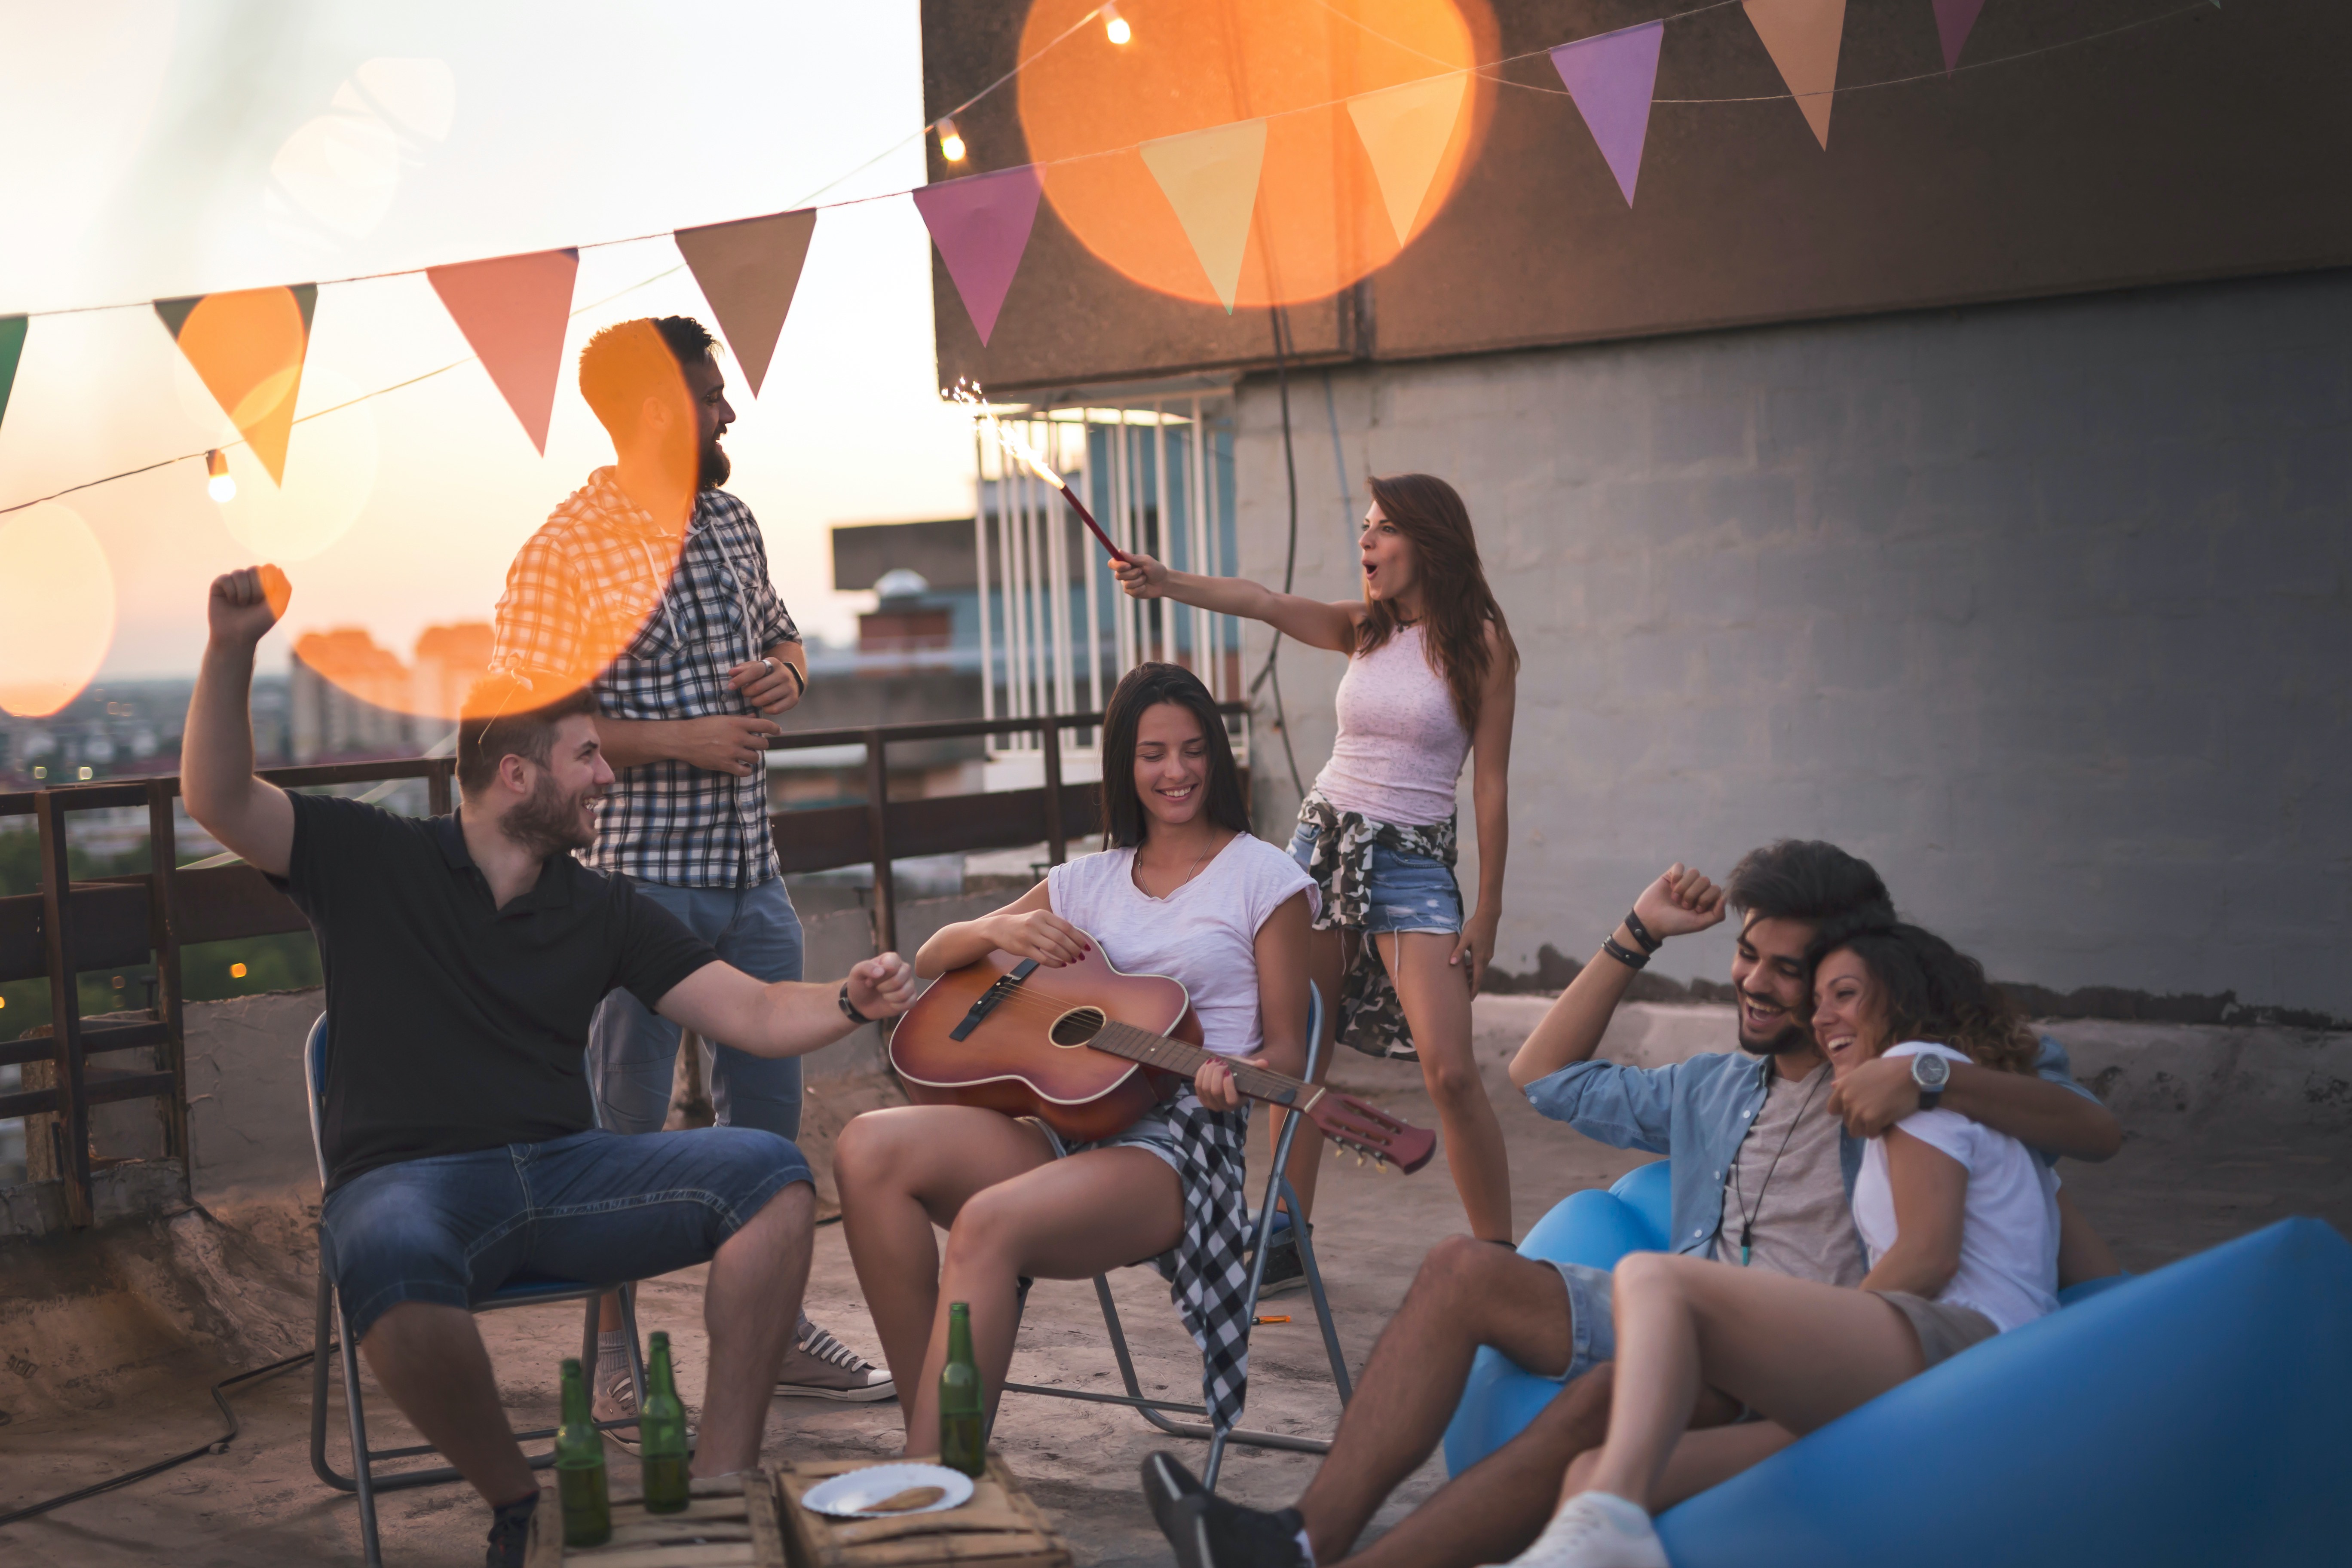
[208,565,291,649]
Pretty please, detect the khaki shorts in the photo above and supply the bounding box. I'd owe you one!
[1875,1290,1999,1368]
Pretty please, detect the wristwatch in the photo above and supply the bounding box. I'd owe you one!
[1910,1052,1951,1111]
[837,981,873,1026]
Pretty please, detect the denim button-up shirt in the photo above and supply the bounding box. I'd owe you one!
[1523,1037,2095,1260]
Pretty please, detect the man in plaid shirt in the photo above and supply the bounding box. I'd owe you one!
[492,315,891,1414]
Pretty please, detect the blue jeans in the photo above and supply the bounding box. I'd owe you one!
[318,1126,809,1342]
[589,878,805,1138]
[1284,820,1465,934]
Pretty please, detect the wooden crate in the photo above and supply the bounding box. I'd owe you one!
[774,1455,1072,1568]
[525,1473,788,1568]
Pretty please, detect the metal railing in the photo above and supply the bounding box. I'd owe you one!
[0,704,1246,1228]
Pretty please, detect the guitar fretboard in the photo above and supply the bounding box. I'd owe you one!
[1091,1021,1311,1108]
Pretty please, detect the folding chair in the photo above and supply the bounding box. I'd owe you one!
[302,1014,649,1568]
[1002,983,1354,1490]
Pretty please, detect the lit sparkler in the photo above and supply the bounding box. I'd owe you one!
[951,379,1127,562]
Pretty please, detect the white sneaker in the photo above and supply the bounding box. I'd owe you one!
[1499,1493,1667,1568]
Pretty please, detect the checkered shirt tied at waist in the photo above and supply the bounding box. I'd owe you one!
[491,467,800,888]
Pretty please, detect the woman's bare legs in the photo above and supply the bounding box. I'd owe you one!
[833,1106,1057,1447]
[1579,1253,1925,1510]
[1386,930,1513,1240]
[1559,1421,1796,1515]
[833,1105,1185,1451]
[1270,924,1345,1222]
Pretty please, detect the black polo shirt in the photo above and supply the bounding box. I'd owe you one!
[277,793,720,1190]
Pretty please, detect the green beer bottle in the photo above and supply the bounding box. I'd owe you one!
[638,1331,691,1515]
[938,1301,986,1478]
[555,1357,612,1547]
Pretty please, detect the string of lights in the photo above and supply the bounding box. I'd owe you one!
[0,0,2225,520]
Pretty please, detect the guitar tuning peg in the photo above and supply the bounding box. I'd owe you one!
[1355,1151,1366,1168]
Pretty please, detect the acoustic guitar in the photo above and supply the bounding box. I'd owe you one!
[888,940,1436,1173]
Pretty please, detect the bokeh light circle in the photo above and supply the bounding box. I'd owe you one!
[0,502,116,718]
[1017,0,1494,309]
[212,367,380,561]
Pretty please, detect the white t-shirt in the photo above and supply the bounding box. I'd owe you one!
[1044,835,1319,1059]
[1851,1042,2062,1334]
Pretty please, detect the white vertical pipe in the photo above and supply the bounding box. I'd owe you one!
[1149,399,1170,668]
[1047,419,1075,718]
[974,424,995,728]
[1187,395,1213,697]
[1000,451,1025,723]
[1081,410,1104,717]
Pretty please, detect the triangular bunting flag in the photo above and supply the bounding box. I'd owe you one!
[0,315,24,438]
[1933,0,1987,74]
[1548,21,1666,206]
[1743,0,1847,150]
[1345,72,1470,245]
[674,208,818,397]
[426,248,580,453]
[1139,119,1269,314]
[910,166,1044,348]
[153,285,318,485]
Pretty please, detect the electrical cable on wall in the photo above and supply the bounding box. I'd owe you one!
[1249,303,1308,801]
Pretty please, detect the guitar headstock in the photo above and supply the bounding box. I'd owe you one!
[1304,1091,1436,1175]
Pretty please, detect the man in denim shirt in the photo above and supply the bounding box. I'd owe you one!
[1147,840,2122,1568]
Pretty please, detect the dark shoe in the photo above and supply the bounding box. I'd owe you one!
[1141,1452,1206,1540]
[1255,1219,1313,1299]
[1164,1491,1310,1568]
[486,1492,538,1568]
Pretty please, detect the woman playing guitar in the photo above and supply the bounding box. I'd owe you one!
[834,661,1315,1450]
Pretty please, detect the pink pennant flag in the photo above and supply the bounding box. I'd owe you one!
[1934,0,1987,74]
[911,165,1044,347]
[1548,20,1666,206]
[426,248,580,453]
[674,208,819,398]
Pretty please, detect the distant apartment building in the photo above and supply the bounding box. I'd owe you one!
[286,623,492,763]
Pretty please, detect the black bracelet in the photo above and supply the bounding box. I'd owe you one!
[837,981,872,1025]
[1622,907,1662,954]
[1601,934,1650,971]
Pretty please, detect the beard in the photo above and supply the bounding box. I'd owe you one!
[698,431,730,490]
[505,770,600,858]
[1735,1006,1813,1057]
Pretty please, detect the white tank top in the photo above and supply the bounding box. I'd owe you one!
[1310,623,1471,827]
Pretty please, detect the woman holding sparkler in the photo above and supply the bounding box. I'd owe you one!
[1114,473,1520,1248]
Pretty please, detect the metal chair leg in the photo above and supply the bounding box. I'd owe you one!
[337,1297,384,1568]
[1279,1175,1353,1404]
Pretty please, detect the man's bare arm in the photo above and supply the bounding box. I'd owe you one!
[1830,1057,2122,1162]
[656,953,918,1058]
[596,714,782,775]
[181,567,296,877]
[1507,864,1726,1087]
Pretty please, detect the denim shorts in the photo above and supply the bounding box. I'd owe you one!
[318,1127,810,1342]
[1547,1259,1618,1384]
[1286,821,1465,934]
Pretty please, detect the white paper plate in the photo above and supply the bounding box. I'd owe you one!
[801,1462,976,1519]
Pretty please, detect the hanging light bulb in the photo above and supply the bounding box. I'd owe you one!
[936,116,967,163]
[205,449,237,504]
[1102,3,1131,45]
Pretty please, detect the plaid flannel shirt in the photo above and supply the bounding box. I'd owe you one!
[491,467,799,888]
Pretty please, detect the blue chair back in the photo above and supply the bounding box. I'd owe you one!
[303,1012,332,1191]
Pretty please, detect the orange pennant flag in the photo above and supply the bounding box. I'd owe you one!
[1345,73,1470,245]
[153,285,317,485]
[427,248,580,453]
[1743,0,1847,150]
[673,208,818,398]
[1139,119,1269,314]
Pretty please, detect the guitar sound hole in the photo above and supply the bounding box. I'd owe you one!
[1049,1007,1107,1047]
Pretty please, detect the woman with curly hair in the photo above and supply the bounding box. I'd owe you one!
[1114,472,1518,1246]
[1504,923,2061,1568]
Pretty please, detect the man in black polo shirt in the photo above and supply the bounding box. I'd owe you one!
[184,565,915,1567]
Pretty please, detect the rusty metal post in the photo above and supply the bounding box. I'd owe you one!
[145,779,190,1166]
[1041,714,1068,866]
[863,730,896,956]
[35,791,93,1228]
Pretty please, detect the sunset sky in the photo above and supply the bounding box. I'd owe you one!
[0,0,977,686]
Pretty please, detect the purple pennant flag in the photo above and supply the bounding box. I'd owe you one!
[1933,0,1986,74]
[911,165,1044,347]
[1549,20,1666,207]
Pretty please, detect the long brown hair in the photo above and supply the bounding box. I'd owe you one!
[1812,923,2040,1075]
[1097,662,1251,848]
[1357,473,1517,731]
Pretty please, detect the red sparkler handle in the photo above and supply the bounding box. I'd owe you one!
[1058,484,1128,562]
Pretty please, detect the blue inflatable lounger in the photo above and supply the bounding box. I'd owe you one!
[1443,1160,2351,1568]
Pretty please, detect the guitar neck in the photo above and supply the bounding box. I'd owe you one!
[1091,1021,1317,1109]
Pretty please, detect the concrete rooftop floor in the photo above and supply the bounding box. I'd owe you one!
[3,1000,2349,1567]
